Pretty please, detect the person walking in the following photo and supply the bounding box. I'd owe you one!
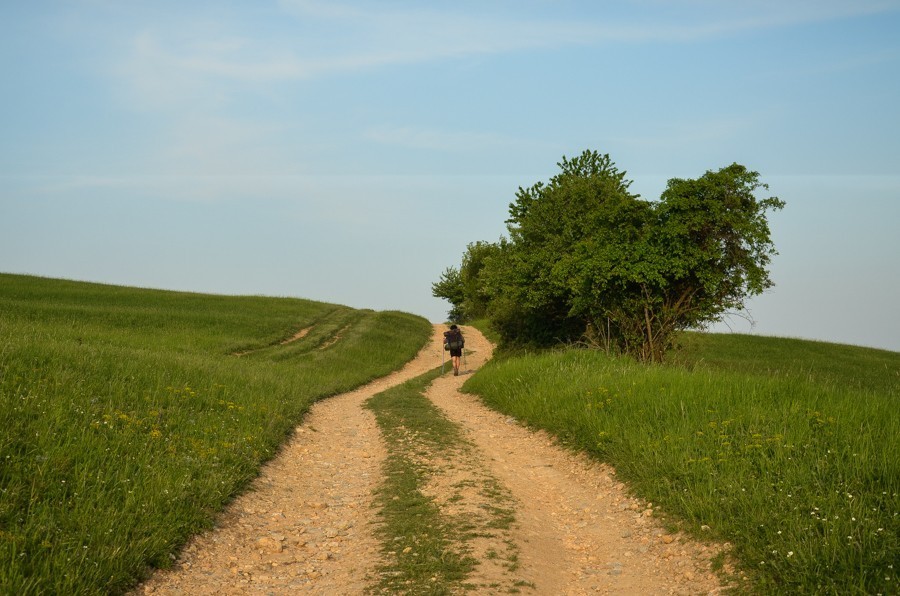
[443,324,465,376]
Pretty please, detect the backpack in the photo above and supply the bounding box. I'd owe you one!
[444,330,463,351]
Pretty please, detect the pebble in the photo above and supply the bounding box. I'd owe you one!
[256,537,283,553]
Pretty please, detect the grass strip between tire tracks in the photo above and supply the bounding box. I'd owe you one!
[366,368,529,594]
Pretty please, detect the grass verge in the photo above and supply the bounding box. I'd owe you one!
[462,337,899,594]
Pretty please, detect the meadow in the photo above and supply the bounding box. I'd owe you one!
[0,274,432,594]
[463,332,899,594]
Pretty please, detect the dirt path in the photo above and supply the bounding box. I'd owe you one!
[138,325,724,595]
[138,327,449,595]
[426,326,725,595]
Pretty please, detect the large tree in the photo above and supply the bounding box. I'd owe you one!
[484,151,649,345]
[434,150,784,361]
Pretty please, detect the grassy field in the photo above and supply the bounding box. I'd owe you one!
[0,273,432,594]
[463,332,899,594]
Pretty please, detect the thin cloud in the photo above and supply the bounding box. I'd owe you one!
[117,1,900,97]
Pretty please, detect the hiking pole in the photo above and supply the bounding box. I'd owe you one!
[441,343,445,374]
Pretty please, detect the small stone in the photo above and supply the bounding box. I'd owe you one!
[257,537,283,553]
[402,547,413,554]
[642,509,653,517]
[661,535,675,544]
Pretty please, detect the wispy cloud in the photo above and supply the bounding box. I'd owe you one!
[95,0,900,193]
[114,0,900,101]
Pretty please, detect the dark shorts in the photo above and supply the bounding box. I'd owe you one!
[449,348,462,357]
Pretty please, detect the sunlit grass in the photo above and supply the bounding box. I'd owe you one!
[463,338,899,594]
[366,369,475,593]
[366,368,523,594]
[0,273,432,594]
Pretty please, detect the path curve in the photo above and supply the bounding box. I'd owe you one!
[138,324,725,594]
[137,325,449,595]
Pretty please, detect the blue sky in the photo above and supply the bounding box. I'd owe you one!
[2,0,899,351]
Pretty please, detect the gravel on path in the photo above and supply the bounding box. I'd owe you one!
[137,324,727,595]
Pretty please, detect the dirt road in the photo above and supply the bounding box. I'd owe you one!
[138,325,723,595]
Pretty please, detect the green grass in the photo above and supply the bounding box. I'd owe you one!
[463,335,899,595]
[0,273,432,594]
[365,369,524,594]
[366,368,475,594]
[673,331,899,395]
[465,318,502,347]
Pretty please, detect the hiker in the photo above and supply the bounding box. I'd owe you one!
[444,324,465,376]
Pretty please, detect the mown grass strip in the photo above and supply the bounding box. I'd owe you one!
[463,340,899,595]
[366,369,524,594]
[0,274,432,595]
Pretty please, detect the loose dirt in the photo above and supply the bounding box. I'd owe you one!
[137,325,725,595]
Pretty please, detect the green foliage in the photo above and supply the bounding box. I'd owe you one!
[462,335,899,594]
[492,151,650,347]
[431,241,500,323]
[433,150,784,361]
[431,266,465,323]
[0,273,432,594]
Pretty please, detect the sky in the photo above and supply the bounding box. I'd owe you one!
[1,0,899,352]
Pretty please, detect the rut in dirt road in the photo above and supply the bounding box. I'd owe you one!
[137,324,726,595]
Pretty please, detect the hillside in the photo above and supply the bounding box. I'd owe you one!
[0,274,432,593]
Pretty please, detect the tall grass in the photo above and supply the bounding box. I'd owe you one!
[0,274,432,594]
[463,338,899,594]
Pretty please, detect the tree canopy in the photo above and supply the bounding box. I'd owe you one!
[433,150,784,361]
